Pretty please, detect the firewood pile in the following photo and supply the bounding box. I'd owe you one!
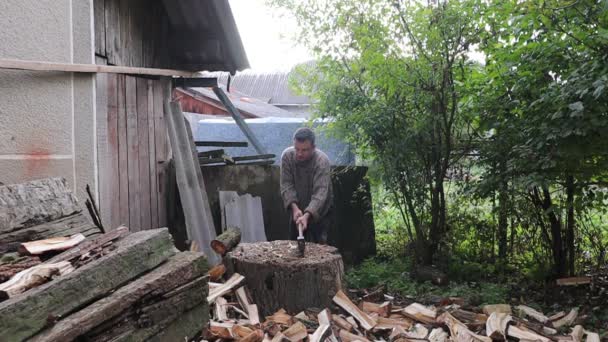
[205,272,602,342]
[0,178,209,341]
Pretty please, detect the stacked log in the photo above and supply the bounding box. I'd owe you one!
[0,178,210,341]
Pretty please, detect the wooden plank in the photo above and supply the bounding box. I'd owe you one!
[104,0,120,65]
[105,73,121,231]
[154,78,170,227]
[117,75,130,227]
[166,100,219,264]
[95,58,111,230]
[195,141,249,147]
[0,59,195,77]
[556,277,591,286]
[93,0,106,56]
[0,229,176,341]
[212,87,266,154]
[126,76,141,231]
[137,77,152,230]
[30,252,208,342]
[147,79,159,229]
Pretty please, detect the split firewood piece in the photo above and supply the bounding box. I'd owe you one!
[403,303,437,324]
[294,311,308,321]
[208,264,226,281]
[45,225,128,263]
[507,325,551,342]
[0,261,73,298]
[209,282,222,290]
[570,325,584,342]
[262,333,272,342]
[359,301,392,317]
[428,328,449,342]
[332,314,353,331]
[211,227,241,256]
[241,329,264,342]
[248,304,261,326]
[333,290,377,331]
[556,277,591,286]
[543,326,558,335]
[485,312,512,340]
[0,255,41,283]
[373,317,413,331]
[548,311,566,321]
[207,273,245,303]
[482,304,512,316]
[266,308,294,326]
[338,329,371,342]
[585,331,600,342]
[283,321,308,342]
[452,309,488,326]
[515,305,549,323]
[552,308,578,329]
[236,286,252,308]
[215,297,229,321]
[389,326,409,341]
[309,309,332,342]
[209,321,234,339]
[437,312,492,342]
[346,316,359,329]
[271,332,291,342]
[232,324,254,338]
[19,234,86,256]
[407,323,429,339]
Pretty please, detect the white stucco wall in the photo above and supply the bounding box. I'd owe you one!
[0,0,96,203]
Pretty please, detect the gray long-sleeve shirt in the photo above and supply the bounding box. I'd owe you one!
[280,147,333,222]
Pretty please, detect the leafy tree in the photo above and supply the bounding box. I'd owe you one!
[270,0,484,265]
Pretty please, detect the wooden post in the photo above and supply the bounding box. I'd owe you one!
[212,87,267,154]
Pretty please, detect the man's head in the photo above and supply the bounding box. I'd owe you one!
[293,127,316,162]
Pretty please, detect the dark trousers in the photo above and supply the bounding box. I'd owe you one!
[289,209,333,244]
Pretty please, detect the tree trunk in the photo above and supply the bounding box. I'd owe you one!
[541,186,566,278]
[565,175,576,276]
[497,170,508,262]
[224,241,344,316]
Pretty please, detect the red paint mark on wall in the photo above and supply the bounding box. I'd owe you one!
[24,147,51,179]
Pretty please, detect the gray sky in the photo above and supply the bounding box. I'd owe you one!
[229,0,312,72]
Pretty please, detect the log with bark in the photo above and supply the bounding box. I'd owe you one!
[208,263,226,281]
[30,251,209,342]
[225,241,344,316]
[0,228,175,341]
[0,178,101,254]
[211,227,241,256]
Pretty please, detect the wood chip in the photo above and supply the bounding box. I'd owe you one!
[333,290,377,330]
[570,325,584,342]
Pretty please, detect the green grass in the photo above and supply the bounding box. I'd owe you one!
[346,257,509,306]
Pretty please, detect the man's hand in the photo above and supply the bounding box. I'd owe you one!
[291,203,303,222]
[296,212,311,231]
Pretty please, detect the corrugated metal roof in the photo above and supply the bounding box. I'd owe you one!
[207,69,312,105]
[187,87,309,119]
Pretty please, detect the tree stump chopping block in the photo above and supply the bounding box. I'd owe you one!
[225,241,344,316]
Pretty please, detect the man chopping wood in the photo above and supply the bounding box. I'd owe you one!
[280,127,333,244]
